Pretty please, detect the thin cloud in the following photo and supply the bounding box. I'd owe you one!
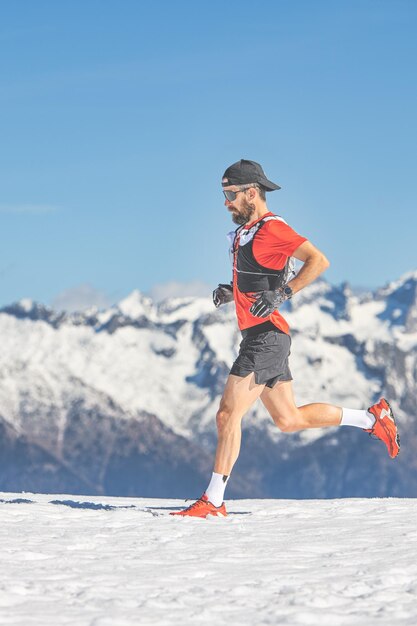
[0,204,59,214]
[149,280,211,303]
[51,284,114,313]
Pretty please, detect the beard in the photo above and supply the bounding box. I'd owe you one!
[230,197,256,225]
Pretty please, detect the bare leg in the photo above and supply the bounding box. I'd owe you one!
[261,381,342,432]
[214,373,265,475]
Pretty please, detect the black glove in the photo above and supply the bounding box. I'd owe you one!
[213,283,233,308]
[249,288,289,318]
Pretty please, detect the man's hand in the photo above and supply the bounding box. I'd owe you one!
[249,288,289,318]
[213,283,234,308]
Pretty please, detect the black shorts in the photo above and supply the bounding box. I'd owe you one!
[230,327,292,388]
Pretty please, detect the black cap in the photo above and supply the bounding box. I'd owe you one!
[222,159,281,191]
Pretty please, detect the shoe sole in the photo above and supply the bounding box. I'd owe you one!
[381,398,401,458]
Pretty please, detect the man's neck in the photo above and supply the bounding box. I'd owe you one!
[247,202,270,225]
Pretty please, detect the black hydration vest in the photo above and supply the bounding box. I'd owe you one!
[230,215,292,293]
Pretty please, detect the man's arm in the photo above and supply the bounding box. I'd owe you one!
[287,240,330,295]
[250,240,330,318]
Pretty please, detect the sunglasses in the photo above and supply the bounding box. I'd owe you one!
[222,185,255,202]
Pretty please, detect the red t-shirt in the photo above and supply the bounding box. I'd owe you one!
[232,212,307,334]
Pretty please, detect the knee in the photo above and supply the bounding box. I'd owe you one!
[271,411,303,433]
[216,406,237,433]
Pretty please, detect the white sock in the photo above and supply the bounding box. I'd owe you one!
[205,472,229,507]
[340,408,375,429]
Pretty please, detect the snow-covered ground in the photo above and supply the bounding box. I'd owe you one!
[1,493,416,625]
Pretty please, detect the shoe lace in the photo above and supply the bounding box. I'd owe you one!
[183,498,206,511]
[367,419,396,445]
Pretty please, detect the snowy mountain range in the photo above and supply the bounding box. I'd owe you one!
[1,271,417,499]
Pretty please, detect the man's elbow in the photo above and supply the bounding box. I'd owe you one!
[321,254,330,270]
[310,252,330,273]
[304,249,330,273]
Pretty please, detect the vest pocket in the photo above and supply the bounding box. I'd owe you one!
[237,271,286,293]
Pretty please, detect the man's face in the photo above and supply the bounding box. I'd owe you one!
[223,186,256,225]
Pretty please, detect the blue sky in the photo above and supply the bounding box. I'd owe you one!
[1,0,416,310]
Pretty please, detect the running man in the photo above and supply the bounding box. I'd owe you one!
[171,159,400,518]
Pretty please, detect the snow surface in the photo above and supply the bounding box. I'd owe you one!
[1,493,416,626]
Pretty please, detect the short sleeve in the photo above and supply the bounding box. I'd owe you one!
[252,219,307,270]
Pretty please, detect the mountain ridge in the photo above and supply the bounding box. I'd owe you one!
[0,272,416,498]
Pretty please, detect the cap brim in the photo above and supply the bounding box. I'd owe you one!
[260,178,281,191]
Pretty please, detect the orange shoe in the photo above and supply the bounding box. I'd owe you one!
[170,494,227,518]
[365,398,400,459]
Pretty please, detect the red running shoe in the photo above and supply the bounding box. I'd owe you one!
[170,494,227,518]
[365,398,400,459]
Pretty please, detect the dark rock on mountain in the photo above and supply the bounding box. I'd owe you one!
[232,424,417,499]
[0,415,92,494]
[0,273,416,499]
